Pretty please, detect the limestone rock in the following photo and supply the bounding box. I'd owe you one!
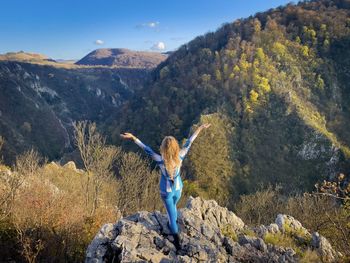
[45,161,60,170]
[63,161,77,171]
[86,197,340,263]
[312,232,340,262]
[254,223,280,238]
[185,196,245,231]
[276,214,311,238]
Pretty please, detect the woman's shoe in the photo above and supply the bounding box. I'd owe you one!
[173,233,181,251]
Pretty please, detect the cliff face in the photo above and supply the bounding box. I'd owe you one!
[86,197,340,263]
[0,61,148,163]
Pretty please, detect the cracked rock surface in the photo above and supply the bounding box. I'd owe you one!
[86,196,339,263]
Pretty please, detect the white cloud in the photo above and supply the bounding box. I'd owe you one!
[148,22,159,28]
[151,41,166,51]
[94,40,104,45]
[137,21,160,29]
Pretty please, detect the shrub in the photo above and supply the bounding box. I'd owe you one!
[235,186,350,257]
[235,185,284,225]
[0,147,121,262]
[264,232,305,257]
[114,151,163,215]
[220,224,238,242]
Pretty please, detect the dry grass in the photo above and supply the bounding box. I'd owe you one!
[0,135,163,262]
[0,149,120,262]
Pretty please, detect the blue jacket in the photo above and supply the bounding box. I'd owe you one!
[134,134,197,195]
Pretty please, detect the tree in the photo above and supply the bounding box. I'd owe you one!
[73,121,120,216]
[255,48,266,62]
[249,89,259,103]
[184,113,236,207]
[215,69,222,81]
[115,152,161,214]
[0,136,3,153]
[0,149,41,220]
[272,42,287,59]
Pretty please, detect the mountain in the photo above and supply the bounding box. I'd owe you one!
[0,51,55,63]
[106,0,350,203]
[86,196,340,262]
[2,1,350,261]
[75,48,168,68]
[0,46,171,163]
[54,59,77,64]
[1,0,349,206]
[0,60,150,164]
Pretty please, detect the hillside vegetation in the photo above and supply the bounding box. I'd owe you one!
[108,0,350,204]
[1,0,350,261]
[1,124,349,262]
[0,123,163,262]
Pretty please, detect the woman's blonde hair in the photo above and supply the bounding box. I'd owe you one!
[160,136,181,180]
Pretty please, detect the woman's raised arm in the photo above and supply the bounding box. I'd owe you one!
[179,123,211,159]
[120,132,162,162]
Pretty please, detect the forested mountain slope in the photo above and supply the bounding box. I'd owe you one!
[108,0,350,205]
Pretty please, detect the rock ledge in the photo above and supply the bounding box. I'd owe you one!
[85,197,339,263]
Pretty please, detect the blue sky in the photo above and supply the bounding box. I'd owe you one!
[0,0,295,60]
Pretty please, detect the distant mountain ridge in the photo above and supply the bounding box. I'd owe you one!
[0,47,169,163]
[0,51,54,63]
[75,48,168,68]
[0,61,150,163]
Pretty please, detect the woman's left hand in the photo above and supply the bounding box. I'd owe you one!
[120,132,136,141]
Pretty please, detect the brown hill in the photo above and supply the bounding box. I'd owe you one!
[0,51,53,63]
[75,48,167,68]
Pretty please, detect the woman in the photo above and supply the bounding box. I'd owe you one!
[120,123,211,250]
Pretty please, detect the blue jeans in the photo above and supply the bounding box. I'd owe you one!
[161,188,182,234]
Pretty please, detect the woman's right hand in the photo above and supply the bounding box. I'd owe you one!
[120,132,136,141]
[200,123,211,129]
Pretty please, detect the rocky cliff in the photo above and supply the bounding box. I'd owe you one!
[0,60,149,163]
[86,197,340,263]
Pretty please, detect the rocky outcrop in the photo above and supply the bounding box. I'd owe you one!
[312,232,341,262]
[85,197,341,262]
[63,161,77,170]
